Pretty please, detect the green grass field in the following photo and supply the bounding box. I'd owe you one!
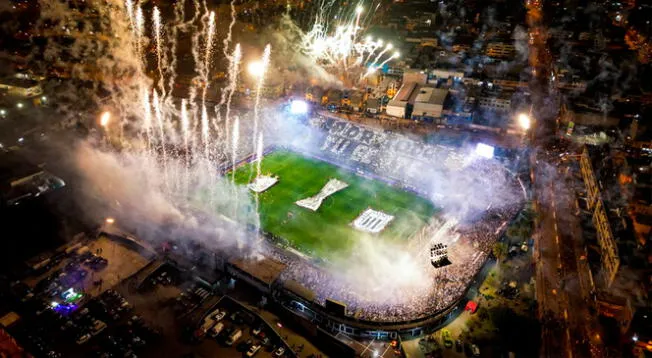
[232,150,437,260]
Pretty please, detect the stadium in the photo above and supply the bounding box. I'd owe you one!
[219,114,526,336]
[69,1,528,337]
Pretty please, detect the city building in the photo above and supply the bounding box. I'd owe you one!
[560,102,621,141]
[628,309,652,355]
[386,82,417,118]
[402,69,428,85]
[0,153,66,207]
[305,86,324,104]
[430,69,464,81]
[478,95,512,112]
[485,42,516,59]
[365,98,380,115]
[411,87,448,121]
[0,77,43,98]
[405,35,438,48]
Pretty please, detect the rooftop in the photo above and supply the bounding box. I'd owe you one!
[0,152,42,186]
[228,256,287,286]
[414,87,448,105]
[391,82,418,103]
[0,77,40,89]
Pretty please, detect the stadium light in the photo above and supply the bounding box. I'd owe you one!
[517,113,531,130]
[100,111,111,127]
[475,143,495,159]
[289,100,309,115]
[247,60,265,78]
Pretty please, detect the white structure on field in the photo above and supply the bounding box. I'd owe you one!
[352,208,395,233]
[295,178,348,211]
[248,175,279,193]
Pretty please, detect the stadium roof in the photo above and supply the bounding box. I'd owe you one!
[283,279,316,303]
[228,257,287,286]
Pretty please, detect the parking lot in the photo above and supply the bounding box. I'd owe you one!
[185,296,293,358]
[23,234,152,298]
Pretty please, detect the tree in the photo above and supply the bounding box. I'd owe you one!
[492,242,508,263]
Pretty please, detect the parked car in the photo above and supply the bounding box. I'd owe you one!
[471,343,480,357]
[209,322,225,338]
[91,320,107,336]
[210,309,226,322]
[273,346,286,357]
[252,325,263,336]
[247,344,262,357]
[76,333,91,345]
[455,340,463,352]
[225,329,242,346]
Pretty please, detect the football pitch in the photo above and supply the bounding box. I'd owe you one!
[233,150,438,259]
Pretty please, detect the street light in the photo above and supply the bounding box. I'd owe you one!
[105,217,115,224]
[355,5,363,14]
[517,113,531,130]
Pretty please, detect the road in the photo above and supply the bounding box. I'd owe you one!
[525,0,607,354]
[524,0,598,356]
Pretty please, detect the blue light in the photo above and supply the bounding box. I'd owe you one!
[289,100,309,115]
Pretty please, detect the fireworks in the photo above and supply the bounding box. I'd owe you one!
[300,3,399,83]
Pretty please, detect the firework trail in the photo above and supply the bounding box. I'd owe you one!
[370,42,391,66]
[255,133,264,182]
[152,90,169,188]
[180,98,190,194]
[223,0,237,59]
[252,45,272,178]
[152,7,165,94]
[202,11,216,103]
[212,0,238,134]
[231,115,240,181]
[141,87,152,150]
[231,114,240,227]
[225,44,242,166]
[125,0,135,34]
[165,2,184,108]
[134,6,145,57]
